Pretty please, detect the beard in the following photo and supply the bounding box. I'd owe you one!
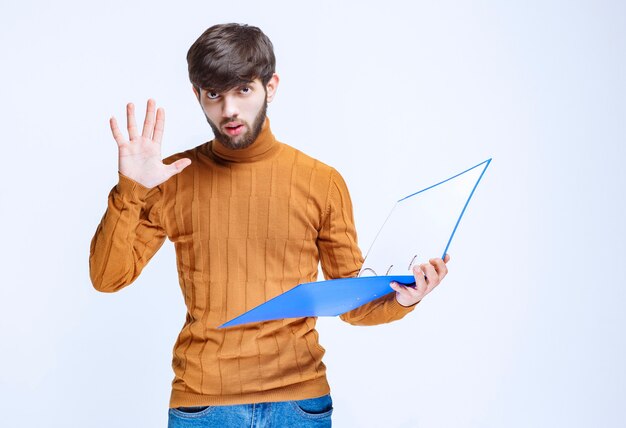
[206,100,268,151]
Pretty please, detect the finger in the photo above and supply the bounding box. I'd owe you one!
[126,102,139,140]
[153,107,165,145]
[392,281,423,304]
[430,257,448,279]
[390,281,413,297]
[166,158,192,178]
[390,281,405,292]
[422,263,439,291]
[142,99,156,139]
[412,264,428,294]
[444,253,451,263]
[109,116,126,145]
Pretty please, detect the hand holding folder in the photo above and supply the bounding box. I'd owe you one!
[389,253,450,307]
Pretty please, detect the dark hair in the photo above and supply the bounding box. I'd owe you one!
[187,23,276,95]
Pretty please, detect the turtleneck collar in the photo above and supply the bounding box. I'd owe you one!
[208,116,280,163]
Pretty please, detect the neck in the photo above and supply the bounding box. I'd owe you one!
[210,117,279,163]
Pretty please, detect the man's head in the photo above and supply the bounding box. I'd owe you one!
[187,23,279,150]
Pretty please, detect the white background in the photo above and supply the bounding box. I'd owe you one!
[1,1,624,427]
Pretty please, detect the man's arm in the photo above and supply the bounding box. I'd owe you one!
[89,173,166,292]
[90,99,190,292]
[317,168,418,326]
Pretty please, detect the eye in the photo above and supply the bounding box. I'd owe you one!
[206,91,220,100]
[240,86,251,94]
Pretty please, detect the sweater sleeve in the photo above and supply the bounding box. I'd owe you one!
[89,172,167,292]
[317,168,418,326]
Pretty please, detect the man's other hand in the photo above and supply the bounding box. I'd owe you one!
[389,254,450,307]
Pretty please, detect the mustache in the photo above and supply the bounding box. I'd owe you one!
[220,118,246,127]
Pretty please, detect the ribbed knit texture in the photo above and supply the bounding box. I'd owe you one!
[89,117,417,408]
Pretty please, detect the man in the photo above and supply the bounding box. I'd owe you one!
[90,23,449,427]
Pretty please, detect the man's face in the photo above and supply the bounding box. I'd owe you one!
[193,74,279,150]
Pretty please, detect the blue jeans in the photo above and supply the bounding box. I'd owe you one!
[168,393,333,427]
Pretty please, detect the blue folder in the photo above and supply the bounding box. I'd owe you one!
[219,158,491,329]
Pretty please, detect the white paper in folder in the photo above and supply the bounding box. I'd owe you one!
[359,158,491,277]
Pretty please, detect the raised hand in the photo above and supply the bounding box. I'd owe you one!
[110,99,191,189]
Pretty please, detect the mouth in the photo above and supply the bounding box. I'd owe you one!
[224,122,245,136]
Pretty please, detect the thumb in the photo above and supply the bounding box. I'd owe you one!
[167,158,192,177]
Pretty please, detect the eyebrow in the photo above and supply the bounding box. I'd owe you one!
[235,81,254,89]
[204,82,255,94]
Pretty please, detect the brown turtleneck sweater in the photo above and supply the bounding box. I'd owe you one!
[89,117,417,408]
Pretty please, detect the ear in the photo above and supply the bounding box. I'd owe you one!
[265,73,280,103]
[192,85,200,101]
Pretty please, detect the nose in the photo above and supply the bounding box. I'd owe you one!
[221,94,239,119]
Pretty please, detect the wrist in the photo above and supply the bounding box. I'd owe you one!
[116,171,153,201]
[395,294,420,308]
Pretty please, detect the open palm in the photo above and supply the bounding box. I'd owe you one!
[110,99,191,189]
